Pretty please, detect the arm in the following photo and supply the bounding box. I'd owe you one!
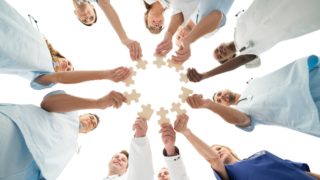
[41,90,126,112]
[186,94,250,127]
[155,13,184,56]
[187,54,257,82]
[97,0,141,60]
[160,123,190,180]
[174,114,229,180]
[307,172,320,179]
[35,67,130,85]
[128,117,154,179]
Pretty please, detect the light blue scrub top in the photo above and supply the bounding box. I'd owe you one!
[0,90,79,180]
[237,55,320,137]
[0,0,55,90]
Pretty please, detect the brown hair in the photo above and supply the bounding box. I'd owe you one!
[211,144,241,161]
[120,150,129,168]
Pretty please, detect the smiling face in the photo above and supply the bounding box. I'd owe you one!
[213,43,236,63]
[211,145,239,165]
[213,89,237,106]
[146,12,164,34]
[158,167,170,180]
[54,57,74,72]
[79,113,99,133]
[74,2,96,26]
[108,152,128,175]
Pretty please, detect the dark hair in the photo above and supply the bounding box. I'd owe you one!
[120,150,129,168]
[80,5,97,26]
[143,1,163,34]
[89,113,100,129]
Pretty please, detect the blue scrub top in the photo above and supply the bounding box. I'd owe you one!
[213,151,315,180]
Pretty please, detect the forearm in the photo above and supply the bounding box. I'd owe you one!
[207,102,250,126]
[184,11,222,44]
[308,172,320,179]
[167,13,184,37]
[41,93,102,112]
[203,54,257,79]
[36,70,109,85]
[98,0,128,41]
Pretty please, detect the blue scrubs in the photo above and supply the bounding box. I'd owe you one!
[213,151,315,180]
[236,55,320,137]
[0,0,55,90]
[0,91,79,180]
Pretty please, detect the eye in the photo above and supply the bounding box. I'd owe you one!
[216,147,221,151]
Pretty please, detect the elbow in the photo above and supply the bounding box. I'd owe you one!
[40,97,53,112]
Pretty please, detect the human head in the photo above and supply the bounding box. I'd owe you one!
[79,113,100,133]
[108,150,129,176]
[144,1,164,34]
[53,57,74,72]
[74,1,97,26]
[158,167,170,180]
[212,89,238,106]
[211,145,240,164]
[213,42,237,63]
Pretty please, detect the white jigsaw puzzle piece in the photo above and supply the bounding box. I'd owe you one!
[153,56,166,68]
[167,58,184,72]
[124,89,140,105]
[157,107,170,125]
[179,73,188,83]
[138,104,154,120]
[179,87,193,102]
[123,67,136,87]
[136,59,148,69]
[170,102,186,115]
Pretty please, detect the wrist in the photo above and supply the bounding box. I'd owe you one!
[165,146,176,156]
[182,129,191,137]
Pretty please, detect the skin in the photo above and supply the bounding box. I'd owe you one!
[41,90,127,113]
[213,42,237,62]
[54,57,74,72]
[158,167,171,180]
[79,113,98,133]
[212,89,239,106]
[108,152,128,176]
[73,1,96,25]
[147,1,165,34]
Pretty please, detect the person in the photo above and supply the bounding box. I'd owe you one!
[187,55,320,137]
[0,0,131,90]
[173,113,320,180]
[72,0,142,60]
[187,0,320,82]
[172,0,234,64]
[143,0,169,34]
[0,89,126,180]
[158,121,190,180]
[103,117,154,179]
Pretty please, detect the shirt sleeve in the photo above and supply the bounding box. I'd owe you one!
[127,136,154,180]
[284,160,311,172]
[235,119,255,132]
[30,72,56,90]
[163,147,190,180]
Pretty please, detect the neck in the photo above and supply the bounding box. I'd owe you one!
[228,42,236,53]
[108,170,122,177]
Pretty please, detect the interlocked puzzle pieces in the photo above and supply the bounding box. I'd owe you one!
[157,107,170,125]
[179,87,193,102]
[124,68,136,87]
[167,59,184,72]
[124,89,140,105]
[170,102,186,115]
[137,104,154,120]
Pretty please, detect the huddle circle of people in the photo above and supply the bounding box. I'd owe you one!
[1,0,320,180]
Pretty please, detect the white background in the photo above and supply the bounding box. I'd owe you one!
[2,0,320,179]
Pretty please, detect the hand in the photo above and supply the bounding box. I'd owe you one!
[186,94,212,109]
[133,117,148,137]
[172,40,191,64]
[187,68,204,82]
[107,67,131,82]
[173,113,190,135]
[155,32,173,56]
[121,38,142,60]
[159,123,176,155]
[98,91,127,109]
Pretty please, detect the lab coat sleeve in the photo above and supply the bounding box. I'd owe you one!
[163,147,190,180]
[127,136,154,180]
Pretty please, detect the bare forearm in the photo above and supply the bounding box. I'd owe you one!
[36,70,109,85]
[167,13,184,36]
[308,172,320,179]
[98,0,128,41]
[203,54,257,79]
[207,102,250,126]
[184,11,222,44]
[41,94,102,112]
